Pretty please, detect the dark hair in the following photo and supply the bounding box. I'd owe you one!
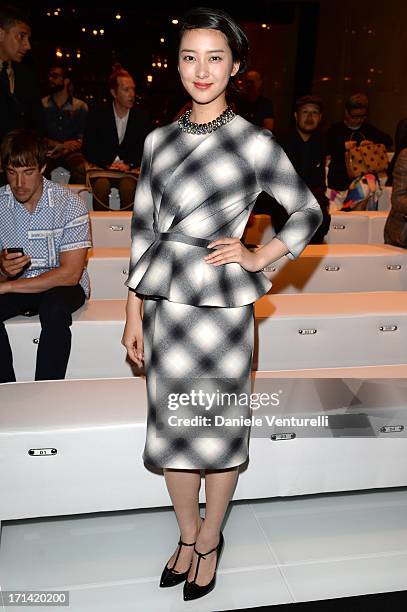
[295,95,323,114]
[178,7,249,75]
[0,129,48,169]
[345,93,369,112]
[0,4,30,29]
[108,63,133,91]
[49,63,70,80]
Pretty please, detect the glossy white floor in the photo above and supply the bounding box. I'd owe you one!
[1,487,407,611]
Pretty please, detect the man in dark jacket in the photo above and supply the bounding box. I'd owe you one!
[239,70,274,131]
[280,95,330,243]
[0,5,42,184]
[82,66,151,210]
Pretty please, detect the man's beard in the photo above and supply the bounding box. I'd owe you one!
[49,83,64,94]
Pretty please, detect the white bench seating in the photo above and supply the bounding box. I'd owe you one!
[378,185,391,211]
[87,248,130,299]
[331,211,389,245]
[244,212,390,246]
[254,292,407,370]
[6,300,136,381]
[66,184,123,211]
[1,370,406,527]
[85,244,407,300]
[89,211,132,247]
[266,244,407,294]
[86,211,391,248]
[5,291,407,381]
[66,184,93,210]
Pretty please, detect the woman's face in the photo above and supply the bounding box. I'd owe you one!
[178,28,239,106]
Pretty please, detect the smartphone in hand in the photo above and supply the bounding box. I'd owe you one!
[6,247,24,255]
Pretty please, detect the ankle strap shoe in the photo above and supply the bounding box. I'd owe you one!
[183,532,224,601]
[159,538,196,588]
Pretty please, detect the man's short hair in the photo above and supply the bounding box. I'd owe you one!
[1,129,48,169]
[0,4,30,29]
[345,93,369,112]
[108,63,133,91]
[295,95,323,114]
[49,63,68,78]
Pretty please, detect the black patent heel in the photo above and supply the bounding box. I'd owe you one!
[159,538,196,588]
[183,531,224,600]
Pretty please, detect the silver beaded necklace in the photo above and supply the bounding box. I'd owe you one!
[178,106,235,134]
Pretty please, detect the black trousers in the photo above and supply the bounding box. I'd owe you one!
[0,284,85,383]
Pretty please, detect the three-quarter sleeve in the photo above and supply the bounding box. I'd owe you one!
[126,130,156,289]
[254,130,323,259]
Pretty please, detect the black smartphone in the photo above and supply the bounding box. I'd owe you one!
[7,247,24,255]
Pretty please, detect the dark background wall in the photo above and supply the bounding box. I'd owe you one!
[25,0,404,141]
[312,0,405,141]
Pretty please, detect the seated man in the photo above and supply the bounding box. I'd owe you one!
[82,64,151,210]
[42,64,88,184]
[0,129,92,383]
[279,95,331,243]
[326,93,392,210]
[237,70,279,228]
[238,70,274,131]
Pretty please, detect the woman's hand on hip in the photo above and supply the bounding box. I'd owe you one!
[121,316,144,368]
[204,237,262,272]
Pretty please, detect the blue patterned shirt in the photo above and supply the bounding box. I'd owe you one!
[0,177,92,297]
[42,95,88,142]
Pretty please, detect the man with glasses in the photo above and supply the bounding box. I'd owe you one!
[326,93,392,208]
[42,64,88,184]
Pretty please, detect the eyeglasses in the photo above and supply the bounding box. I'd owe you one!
[300,109,321,116]
[48,72,63,79]
[348,111,367,119]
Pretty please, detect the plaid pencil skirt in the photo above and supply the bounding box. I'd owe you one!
[142,297,254,469]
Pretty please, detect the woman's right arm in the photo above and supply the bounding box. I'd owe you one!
[122,130,156,368]
[122,290,144,367]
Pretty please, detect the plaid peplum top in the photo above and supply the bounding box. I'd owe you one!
[126,115,322,307]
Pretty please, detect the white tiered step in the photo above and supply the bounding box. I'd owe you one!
[86,210,391,248]
[85,245,407,300]
[5,292,407,381]
[1,371,406,524]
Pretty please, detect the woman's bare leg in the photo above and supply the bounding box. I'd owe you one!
[187,467,239,585]
[163,468,203,573]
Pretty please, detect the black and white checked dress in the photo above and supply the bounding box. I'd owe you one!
[126,115,322,469]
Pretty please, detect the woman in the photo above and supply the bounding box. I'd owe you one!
[122,7,322,602]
